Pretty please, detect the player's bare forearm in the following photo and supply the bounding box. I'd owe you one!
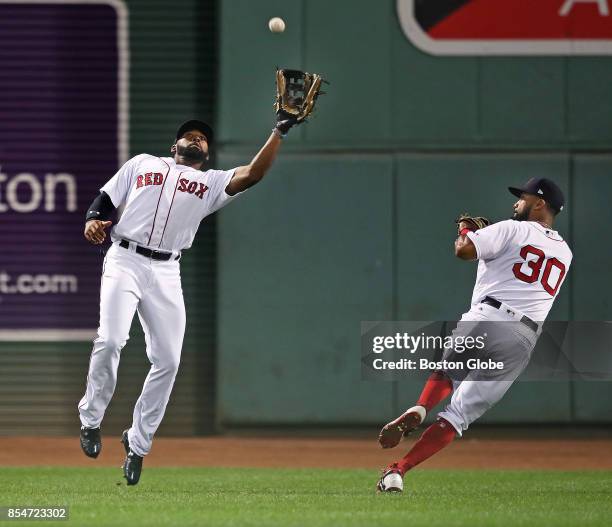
[454,235,477,260]
[226,131,282,195]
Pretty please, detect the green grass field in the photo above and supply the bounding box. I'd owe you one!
[1,467,610,527]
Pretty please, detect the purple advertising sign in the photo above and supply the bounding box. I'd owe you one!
[0,0,128,340]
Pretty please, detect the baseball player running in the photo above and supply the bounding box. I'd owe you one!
[377,178,572,492]
[77,112,300,485]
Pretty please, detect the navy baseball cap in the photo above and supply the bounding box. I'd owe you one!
[175,120,214,144]
[508,177,565,213]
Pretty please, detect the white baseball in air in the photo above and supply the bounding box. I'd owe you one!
[268,17,286,33]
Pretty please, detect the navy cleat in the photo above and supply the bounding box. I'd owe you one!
[121,429,143,486]
[80,426,101,458]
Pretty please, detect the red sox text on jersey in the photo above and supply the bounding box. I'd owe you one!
[136,172,209,200]
[100,155,237,251]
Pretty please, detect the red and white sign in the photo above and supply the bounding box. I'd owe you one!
[397,0,612,55]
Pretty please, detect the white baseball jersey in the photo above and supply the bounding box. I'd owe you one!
[466,220,572,321]
[80,154,244,456]
[100,154,241,252]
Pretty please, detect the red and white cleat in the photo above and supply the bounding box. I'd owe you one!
[376,464,404,493]
[378,405,426,449]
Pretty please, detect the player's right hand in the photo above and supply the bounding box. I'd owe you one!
[84,220,112,245]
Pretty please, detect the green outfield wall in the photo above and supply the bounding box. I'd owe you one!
[1,0,610,434]
[215,0,612,426]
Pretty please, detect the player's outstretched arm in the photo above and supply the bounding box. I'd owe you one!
[226,68,324,195]
[225,124,290,195]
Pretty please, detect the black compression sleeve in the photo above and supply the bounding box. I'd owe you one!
[85,191,116,222]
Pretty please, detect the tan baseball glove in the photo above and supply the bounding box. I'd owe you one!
[274,68,326,136]
[456,213,491,235]
[275,68,324,121]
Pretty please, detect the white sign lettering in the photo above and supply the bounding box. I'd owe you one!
[0,168,77,213]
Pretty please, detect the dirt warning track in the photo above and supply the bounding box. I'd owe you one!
[1,436,611,470]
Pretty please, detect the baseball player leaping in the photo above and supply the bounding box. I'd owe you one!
[77,111,301,485]
[377,178,572,492]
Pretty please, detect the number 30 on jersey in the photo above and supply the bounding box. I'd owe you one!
[512,245,567,296]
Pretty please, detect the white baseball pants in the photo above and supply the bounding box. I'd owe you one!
[78,241,185,456]
[437,303,538,436]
